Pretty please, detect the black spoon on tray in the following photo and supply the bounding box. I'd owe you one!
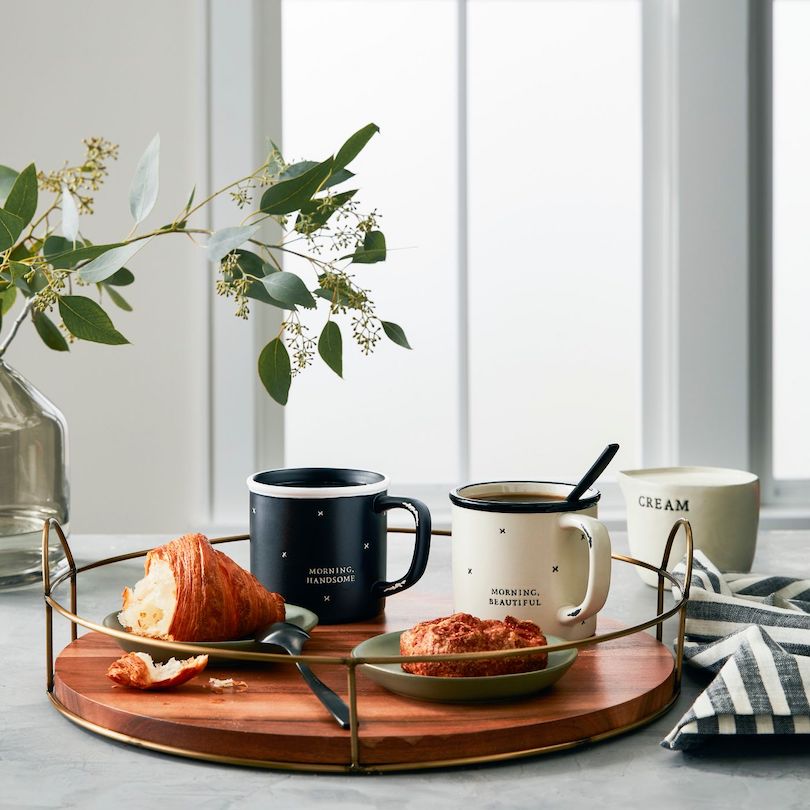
[254,621,352,730]
[566,443,620,502]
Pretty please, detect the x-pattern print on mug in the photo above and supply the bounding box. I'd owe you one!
[248,468,432,624]
[449,481,612,641]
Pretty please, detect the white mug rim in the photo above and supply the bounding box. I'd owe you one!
[247,467,390,499]
[450,480,600,513]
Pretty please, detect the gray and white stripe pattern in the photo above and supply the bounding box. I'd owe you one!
[662,551,810,750]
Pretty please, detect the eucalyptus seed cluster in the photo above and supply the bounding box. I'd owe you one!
[300,200,380,257]
[317,269,370,313]
[37,137,118,214]
[351,301,383,356]
[215,253,251,319]
[282,315,316,376]
[32,266,70,311]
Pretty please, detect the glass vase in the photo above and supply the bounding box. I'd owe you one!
[0,360,69,589]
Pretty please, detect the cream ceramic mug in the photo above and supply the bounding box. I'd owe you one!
[618,466,760,587]
[449,481,612,640]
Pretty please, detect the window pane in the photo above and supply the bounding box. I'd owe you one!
[773,1,810,480]
[281,0,460,486]
[467,0,642,483]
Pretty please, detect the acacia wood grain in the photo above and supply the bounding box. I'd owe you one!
[53,595,676,768]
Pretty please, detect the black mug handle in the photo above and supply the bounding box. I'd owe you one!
[370,495,432,598]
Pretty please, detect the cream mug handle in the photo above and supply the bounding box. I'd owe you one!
[555,513,612,627]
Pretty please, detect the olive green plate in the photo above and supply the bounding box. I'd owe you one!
[102,604,319,663]
[351,631,578,703]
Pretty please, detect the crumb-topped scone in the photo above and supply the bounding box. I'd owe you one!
[399,612,548,677]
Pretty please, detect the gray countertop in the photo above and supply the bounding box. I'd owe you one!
[2,531,809,809]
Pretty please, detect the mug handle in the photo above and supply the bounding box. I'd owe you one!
[370,495,432,598]
[555,513,612,627]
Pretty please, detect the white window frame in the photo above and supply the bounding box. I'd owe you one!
[203,0,809,532]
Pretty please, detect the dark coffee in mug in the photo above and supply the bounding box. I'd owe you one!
[475,493,568,503]
[248,468,431,624]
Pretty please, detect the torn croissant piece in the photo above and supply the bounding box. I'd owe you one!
[106,651,208,690]
[118,532,285,641]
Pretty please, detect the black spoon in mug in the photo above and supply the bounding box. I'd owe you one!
[567,443,620,502]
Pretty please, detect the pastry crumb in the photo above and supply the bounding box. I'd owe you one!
[208,677,248,694]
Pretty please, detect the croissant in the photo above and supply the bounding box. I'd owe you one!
[119,533,285,641]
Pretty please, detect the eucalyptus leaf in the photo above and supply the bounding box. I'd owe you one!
[277,161,318,180]
[381,320,411,349]
[323,168,354,189]
[4,163,38,227]
[350,230,386,264]
[105,267,135,287]
[318,320,343,378]
[314,286,351,307]
[9,241,33,261]
[79,240,149,283]
[3,262,33,296]
[258,337,291,405]
[129,133,160,224]
[334,123,380,172]
[0,165,19,206]
[246,280,290,309]
[266,141,284,176]
[278,161,353,190]
[28,268,48,294]
[61,184,80,242]
[45,241,122,270]
[32,310,69,352]
[262,271,316,309]
[59,295,129,345]
[207,224,262,264]
[105,286,132,311]
[260,157,334,215]
[43,235,75,260]
[0,208,24,252]
[0,284,17,315]
[222,250,288,308]
[229,249,268,279]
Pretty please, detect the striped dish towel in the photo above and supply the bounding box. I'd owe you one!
[661,551,810,750]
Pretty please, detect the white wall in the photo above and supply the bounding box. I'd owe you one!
[1,1,209,534]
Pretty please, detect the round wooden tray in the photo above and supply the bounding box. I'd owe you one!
[44,521,694,773]
[51,615,676,773]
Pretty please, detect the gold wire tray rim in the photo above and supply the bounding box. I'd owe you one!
[42,526,690,666]
[42,518,694,773]
[46,689,681,774]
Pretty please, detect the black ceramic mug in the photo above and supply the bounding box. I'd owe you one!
[248,468,432,624]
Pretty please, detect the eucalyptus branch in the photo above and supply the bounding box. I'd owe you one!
[0,298,35,359]
[25,199,59,241]
[183,169,265,222]
[0,124,409,405]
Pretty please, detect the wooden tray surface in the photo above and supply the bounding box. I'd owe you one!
[53,603,676,770]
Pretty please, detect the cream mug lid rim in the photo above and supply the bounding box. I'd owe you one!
[618,466,758,488]
[449,480,600,513]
